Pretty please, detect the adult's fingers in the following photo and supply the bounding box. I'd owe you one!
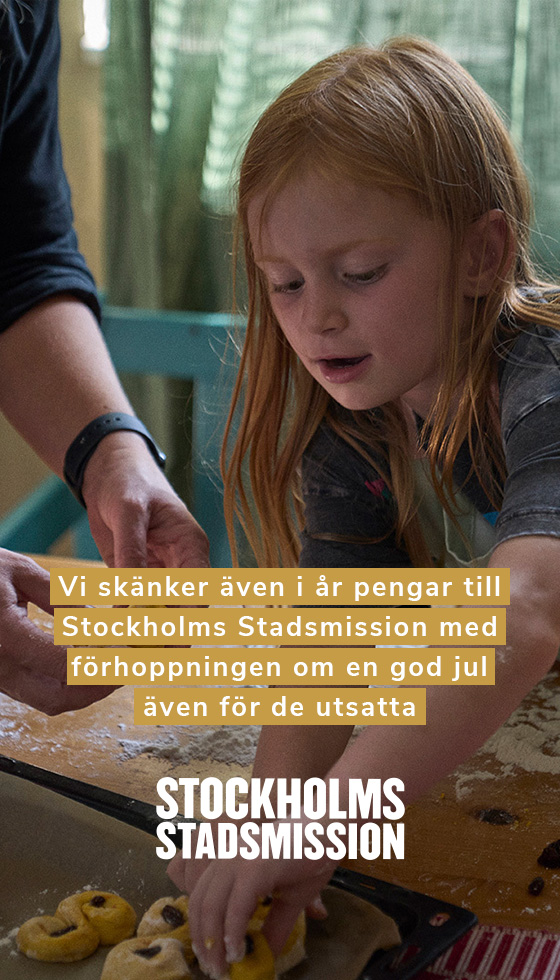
[1,600,69,682]
[0,658,117,715]
[0,550,54,613]
[0,551,117,714]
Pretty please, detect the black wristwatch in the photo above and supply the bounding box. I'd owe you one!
[63,412,166,506]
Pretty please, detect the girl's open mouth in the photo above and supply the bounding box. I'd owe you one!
[322,355,367,368]
[317,354,371,383]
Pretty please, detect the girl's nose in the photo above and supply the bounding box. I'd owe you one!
[303,286,347,334]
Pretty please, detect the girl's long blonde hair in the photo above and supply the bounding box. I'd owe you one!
[222,36,560,567]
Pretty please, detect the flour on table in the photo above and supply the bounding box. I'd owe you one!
[480,675,560,774]
[0,927,18,949]
[119,725,261,767]
[453,769,501,801]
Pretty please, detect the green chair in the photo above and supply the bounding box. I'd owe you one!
[0,306,242,567]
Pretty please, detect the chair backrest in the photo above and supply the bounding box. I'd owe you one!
[102,306,243,566]
[0,306,243,566]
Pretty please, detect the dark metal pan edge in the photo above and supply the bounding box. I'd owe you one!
[0,755,476,979]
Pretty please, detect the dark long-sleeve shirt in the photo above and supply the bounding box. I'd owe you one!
[0,0,99,333]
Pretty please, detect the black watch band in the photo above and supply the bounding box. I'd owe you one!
[63,412,166,507]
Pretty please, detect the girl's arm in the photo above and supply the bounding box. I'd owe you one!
[180,534,560,978]
[329,535,560,803]
[252,723,354,783]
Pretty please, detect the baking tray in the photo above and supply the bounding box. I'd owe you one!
[0,756,476,979]
[0,753,161,834]
[330,868,476,978]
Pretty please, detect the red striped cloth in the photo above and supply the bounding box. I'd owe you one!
[416,925,560,980]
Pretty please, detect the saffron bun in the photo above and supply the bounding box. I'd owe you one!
[246,898,306,976]
[97,892,305,980]
[226,930,276,980]
[136,895,278,980]
[248,895,273,930]
[58,890,137,946]
[221,907,306,979]
[17,890,136,962]
[16,913,99,963]
[138,896,195,962]
[101,936,192,979]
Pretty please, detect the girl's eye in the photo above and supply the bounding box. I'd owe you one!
[270,278,304,294]
[344,266,386,284]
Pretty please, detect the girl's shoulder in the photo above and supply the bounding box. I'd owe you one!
[497,316,560,441]
[499,320,560,373]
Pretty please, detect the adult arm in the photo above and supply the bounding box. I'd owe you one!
[0,298,209,715]
[0,300,209,716]
[0,2,208,569]
[0,5,208,714]
[0,295,209,568]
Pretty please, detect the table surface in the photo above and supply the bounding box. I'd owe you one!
[1,557,559,934]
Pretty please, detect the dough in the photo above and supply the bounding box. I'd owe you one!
[360,903,401,952]
[101,888,400,980]
[247,896,273,931]
[17,890,136,962]
[111,895,301,980]
[138,896,194,962]
[16,912,99,963]
[58,890,137,946]
[101,936,191,979]
[309,887,402,980]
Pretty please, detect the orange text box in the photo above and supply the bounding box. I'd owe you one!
[133,687,426,725]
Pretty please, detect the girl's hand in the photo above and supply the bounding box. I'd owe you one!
[168,818,335,980]
[81,431,210,569]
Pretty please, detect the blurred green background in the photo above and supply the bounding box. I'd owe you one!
[2,0,559,524]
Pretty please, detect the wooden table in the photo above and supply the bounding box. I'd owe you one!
[1,557,559,934]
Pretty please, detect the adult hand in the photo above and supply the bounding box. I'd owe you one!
[168,818,333,979]
[81,431,210,569]
[0,548,117,714]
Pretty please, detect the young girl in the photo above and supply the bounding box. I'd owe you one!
[169,37,560,977]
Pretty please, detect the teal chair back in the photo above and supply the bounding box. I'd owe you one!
[0,307,243,567]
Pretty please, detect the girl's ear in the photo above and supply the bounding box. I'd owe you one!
[461,209,513,297]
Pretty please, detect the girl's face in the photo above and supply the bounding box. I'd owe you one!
[248,173,470,417]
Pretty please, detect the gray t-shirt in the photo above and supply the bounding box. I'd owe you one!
[299,323,560,568]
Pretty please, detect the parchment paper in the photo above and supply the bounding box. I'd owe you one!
[0,773,400,980]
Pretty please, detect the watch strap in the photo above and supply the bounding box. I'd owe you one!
[63,412,166,507]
